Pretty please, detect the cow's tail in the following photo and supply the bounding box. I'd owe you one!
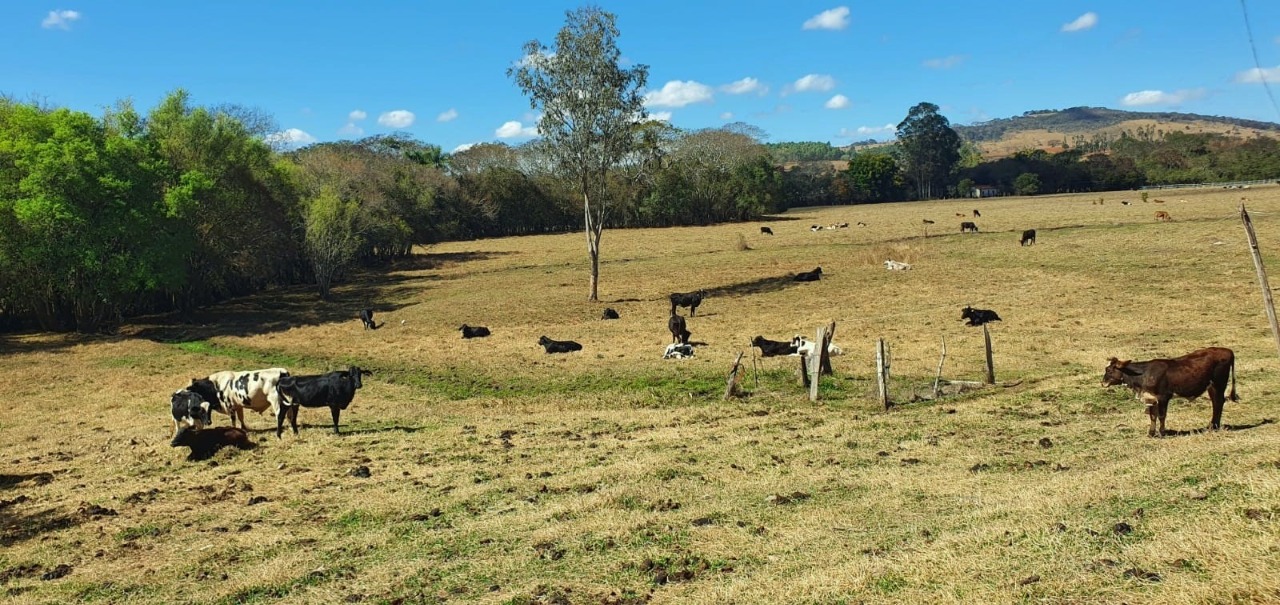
[1229,354,1239,402]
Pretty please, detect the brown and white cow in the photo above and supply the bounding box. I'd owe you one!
[1155,210,1172,222]
[1102,347,1238,436]
[182,368,291,430]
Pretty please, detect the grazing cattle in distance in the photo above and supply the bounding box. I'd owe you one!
[1121,200,1132,205]
[669,290,706,316]
[884,260,912,271]
[836,222,849,228]
[1020,229,1037,246]
[856,222,868,227]
[973,209,981,217]
[961,222,979,233]
[1103,347,1238,436]
[793,267,823,282]
[359,308,379,330]
[663,343,695,359]
[955,213,966,218]
[810,224,822,232]
[171,390,212,437]
[460,324,491,339]
[1155,211,1172,222]
[760,226,774,235]
[668,313,690,344]
[276,366,372,437]
[182,368,291,429]
[601,308,620,320]
[538,336,582,354]
[961,306,1001,327]
[922,219,935,225]
[171,426,255,461]
[752,336,797,357]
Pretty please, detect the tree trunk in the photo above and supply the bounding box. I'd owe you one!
[584,190,601,301]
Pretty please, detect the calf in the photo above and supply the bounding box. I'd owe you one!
[538,336,582,354]
[955,213,966,218]
[793,267,823,282]
[170,426,255,462]
[276,366,372,437]
[359,308,379,330]
[460,324,491,339]
[669,290,706,316]
[182,368,290,429]
[760,226,773,235]
[663,343,695,359]
[752,335,797,357]
[1103,348,1238,436]
[810,224,822,232]
[960,306,1001,327]
[883,260,912,271]
[668,313,690,344]
[601,308,620,320]
[791,336,843,357]
[961,221,979,233]
[170,390,212,438]
[1155,210,1172,222]
[1020,229,1036,246]
[973,209,981,218]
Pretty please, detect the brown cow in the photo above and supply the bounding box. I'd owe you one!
[1155,210,1171,222]
[1102,347,1238,437]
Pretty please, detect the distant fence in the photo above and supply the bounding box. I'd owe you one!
[1142,178,1279,191]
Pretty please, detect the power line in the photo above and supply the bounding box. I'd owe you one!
[1240,0,1280,121]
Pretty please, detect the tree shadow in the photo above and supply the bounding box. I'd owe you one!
[0,473,55,491]
[0,506,84,547]
[1159,417,1273,437]
[384,250,514,273]
[706,274,807,298]
[758,215,806,223]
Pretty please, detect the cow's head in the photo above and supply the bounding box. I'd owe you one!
[960,306,975,320]
[1102,357,1132,386]
[348,366,372,390]
[171,390,211,435]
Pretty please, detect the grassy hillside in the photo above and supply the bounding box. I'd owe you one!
[4,187,1280,604]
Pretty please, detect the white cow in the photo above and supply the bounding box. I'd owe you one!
[181,368,291,429]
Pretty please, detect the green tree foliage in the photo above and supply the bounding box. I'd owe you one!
[638,127,779,225]
[1013,172,1042,195]
[509,6,649,301]
[844,152,901,203]
[302,187,360,299]
[766,141,846,163]
[896,102,962,200]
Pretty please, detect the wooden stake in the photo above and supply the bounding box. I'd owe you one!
[876,338,891,410]
[1241,204,1280,359]
[724,351,745,400]
[983,324,995,385]
[819,321,836,376]
[809,326,825,401]
[932,335,947,398]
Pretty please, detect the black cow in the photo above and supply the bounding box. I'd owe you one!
[170,426,255,461]
[360,308,379,330]
[752,336,798,357]
[961,222,979,233]
[760,226,774,235]
[276,366,372,437]
[538,336,582,354]
[961,306,1001,327]
[170,389,212,437]
[669,290,706,316]
[1103,348,1238,436]
[1020,229,1036,246]
[460,324,491,339]
[973,209,981,218]
[601,308,620,320]
[793,267,823,282]
[668,313,690,344]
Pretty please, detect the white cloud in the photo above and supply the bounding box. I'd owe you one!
[923,55,966,70]
[803,6,850,31]
[377,110,415,128]
[720,112,734,120]
[648,111,672,122]
[338,123,364,137]
[495,120,538,139]
[1061,12,1098,33]
[42,9,80,29]
[825,94,851,109]
[452,143,476,153]
[789,74,836,94]
[1235,65,1280,84]
[349,109,367,121]
[265,128,317,149]
[644,80,714,107]
[1119,88,1206,106]
[721,77,767,95]
[838,124,896,138]
[437,108,458,122]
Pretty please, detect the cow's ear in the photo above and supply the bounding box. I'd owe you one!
[1116,359,1130,368]
[1107,357,1118,366]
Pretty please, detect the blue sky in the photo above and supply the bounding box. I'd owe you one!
[5,2,1280,152]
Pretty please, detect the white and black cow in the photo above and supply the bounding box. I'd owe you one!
[182,368,291,430]
[170,389,212,438]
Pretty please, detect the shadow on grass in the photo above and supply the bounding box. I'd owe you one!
[706,274,806,298]
[1159,417,1274,437]
[0,506,84,547]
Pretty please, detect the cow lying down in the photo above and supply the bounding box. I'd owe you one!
[171,426,255,461]
[663,343,695,359]
[789,336,844,357]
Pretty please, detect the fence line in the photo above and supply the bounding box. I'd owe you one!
[1141,178,1277,191]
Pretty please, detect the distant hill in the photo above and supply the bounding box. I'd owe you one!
[954,106,1280,159]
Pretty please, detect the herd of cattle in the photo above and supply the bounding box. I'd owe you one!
[166,210,1243,460]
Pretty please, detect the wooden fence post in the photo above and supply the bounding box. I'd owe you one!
[724,352,745,400]
[983,325,995,385]
[932,335,947,398]
[819,321,836,376]
[809,325,825,401]
[876,338,891,410]
[1241,204,1280,359]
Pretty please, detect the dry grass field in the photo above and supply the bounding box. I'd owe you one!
[975,118,1280,159]
[4,186,1280,604]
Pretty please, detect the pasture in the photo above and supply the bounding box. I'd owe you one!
[3,187,1280,604]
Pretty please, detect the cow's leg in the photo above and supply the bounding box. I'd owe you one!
[275,405,287,438]
[330,406,342,435]
[287,406,299,435]
[1157,398,1170,436]
[1208,385,1225,430]
[1141,392,1159,437]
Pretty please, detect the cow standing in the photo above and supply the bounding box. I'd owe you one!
[961,222,979,233]
[182,368,291,430]
[668,313,690,344]
[669,290,706,317]
[1103,348,1238,436]
[360,308,378,330]
[760,226,773,235]
[1020,229,1036,246]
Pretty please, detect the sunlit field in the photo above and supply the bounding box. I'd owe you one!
[4,186,1280,604]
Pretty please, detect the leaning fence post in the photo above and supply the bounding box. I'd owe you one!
[809,325,825,402]
[1242,203,1280,359]
[819,321,836,376]
[932,335,947,398]
[983,324,995,385]
[724,352,745,400]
